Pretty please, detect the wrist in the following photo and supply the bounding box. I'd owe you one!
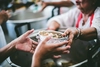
[74,28,81,39]
[32,53,42,67]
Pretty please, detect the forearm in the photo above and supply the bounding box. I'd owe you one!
[0,41,16,63]
[46,1,74,7]
[31,54,42,67]
[79,27,97,41]
[47,20,60,30]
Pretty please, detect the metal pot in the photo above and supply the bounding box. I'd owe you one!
[10,29,93,67]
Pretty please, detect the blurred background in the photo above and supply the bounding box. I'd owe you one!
[1,0,72,41]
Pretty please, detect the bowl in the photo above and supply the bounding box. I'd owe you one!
[37,30,68,44]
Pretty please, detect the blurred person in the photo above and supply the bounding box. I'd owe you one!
[40,0,74,12]
[0,10,10,49]
[47,0,100,31]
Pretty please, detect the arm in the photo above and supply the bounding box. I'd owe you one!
[79,27,97,40]
[41,0,74,11]
[0,29,38,63]
[44,1,74,7]
[0,41,16,63]
[63,27,97,46]
[31,36,70,67]
[47,8,78,31]
[47,20,60,30]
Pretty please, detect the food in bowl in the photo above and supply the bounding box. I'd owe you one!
[37,30,68,44]
[39,30,63,38]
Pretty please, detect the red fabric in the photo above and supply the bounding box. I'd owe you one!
[76,13,94,28]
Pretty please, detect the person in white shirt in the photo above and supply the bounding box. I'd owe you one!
[45,0,100,64]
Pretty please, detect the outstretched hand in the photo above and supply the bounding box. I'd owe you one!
[12,29,38,53]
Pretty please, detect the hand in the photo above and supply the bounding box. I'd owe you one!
[63,27,79,46]
[12,29,38,53]
[34,36,70,60]
[40,1,48,11]
[0,10,10,24]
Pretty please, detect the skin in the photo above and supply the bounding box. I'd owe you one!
[63,27,97,46]
[0,10,10,24]
[40,0,74,11]
[31,36,70,67]
[31,27,97,67]
[47,0,98,30]
[0,29,38,63]
[31,0,98,66]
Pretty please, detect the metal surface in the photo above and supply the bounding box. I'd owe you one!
[8,9,49,23]
[7,9,49,39]
[10,29,94,67]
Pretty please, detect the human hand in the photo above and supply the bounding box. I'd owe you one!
[40,1,48,11]
[12,29,38,53]
[34,35,70,60]
[0,10,10,24]
[62,27,79,46]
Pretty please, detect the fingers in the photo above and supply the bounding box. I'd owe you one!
[22,29,34,37]
[42,35,52,43]
[32,40,38,45]
[53,55,61,59]
[55,45,71,52]
[68,34,74,45]
[52,45,71,56]
[40,1,47,11]
[54,41,68,48]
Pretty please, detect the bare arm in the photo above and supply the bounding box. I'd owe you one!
[0,29,38,63]
[45,1,74,7]
[47,20,60,30]
[79,27,97,40]
[63,27,97,46]
[41,0,74,11]
[0,41,16,63]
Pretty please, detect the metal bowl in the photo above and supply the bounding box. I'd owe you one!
[37,30,68,44]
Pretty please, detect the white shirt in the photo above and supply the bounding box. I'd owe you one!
[47,7,100,40]
[0,25,9,67]
[0,26,7,48]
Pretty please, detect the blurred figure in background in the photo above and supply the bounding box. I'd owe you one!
[40,0,74,13]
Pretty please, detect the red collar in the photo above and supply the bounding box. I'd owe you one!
[76,13,94,28]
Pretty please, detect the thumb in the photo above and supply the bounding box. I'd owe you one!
[43,35,52,43]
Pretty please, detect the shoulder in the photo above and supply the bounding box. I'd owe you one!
[94,7,100,18]
[64,7,80,15]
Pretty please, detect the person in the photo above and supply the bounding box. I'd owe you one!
[46,0,100,63]
[0,10,10,49]
[31,35,70,67]
[40,0,74,12]
[0,29,70,66]
[31,27,98,67]
[0,29,38,63]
